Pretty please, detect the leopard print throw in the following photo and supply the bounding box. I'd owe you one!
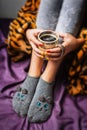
[6,0,40,62]
[67,28,87,95]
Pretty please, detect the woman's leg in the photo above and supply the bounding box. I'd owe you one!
[55,0,86,36]
[41,59,63,82]
[12,51,44,117]
[36,0,63,30]
[28,50,44,77]
[28,58,64,123]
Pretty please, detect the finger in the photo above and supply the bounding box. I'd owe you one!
[33,51,44,59]
[26,29,44,46]
[49,44,65,58]
[29,40,37,49]
[29,36,43,46]
[48,57,63,61]
[34,50,50,60]
[34,47,44,56]
[46,47,61,53]
[59,33,68,38]
[59,33,65,38]
[30,40,43,55]
[77,38,85,44]
[46,52,61,57]
[48,52,65,60]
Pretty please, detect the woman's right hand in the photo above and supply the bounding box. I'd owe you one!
[26,29,45,58]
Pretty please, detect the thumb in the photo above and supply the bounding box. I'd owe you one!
[77,38,85,44]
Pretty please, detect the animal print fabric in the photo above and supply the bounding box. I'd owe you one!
[6,0,40,62]
[67,28,87,95]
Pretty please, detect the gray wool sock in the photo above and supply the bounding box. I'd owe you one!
[12,75,39,117]
[28,78,55,123]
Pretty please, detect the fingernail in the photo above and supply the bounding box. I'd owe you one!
[39,44,43,46]
[46,50,51,52]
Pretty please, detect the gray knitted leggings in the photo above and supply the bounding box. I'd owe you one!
[36,0,86,36]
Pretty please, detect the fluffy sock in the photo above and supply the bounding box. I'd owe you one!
[12,75,39,117]
[28,78,55,123]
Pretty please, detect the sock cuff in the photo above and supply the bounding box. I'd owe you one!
[21,75,39,88]
[26,75,40,80]
[40,77,55,87]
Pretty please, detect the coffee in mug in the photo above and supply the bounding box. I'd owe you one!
[38,30,59,50]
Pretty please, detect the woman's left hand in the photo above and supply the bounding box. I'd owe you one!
[45,33,84,61]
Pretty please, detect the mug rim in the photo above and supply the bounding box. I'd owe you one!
[38,30,59,44]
